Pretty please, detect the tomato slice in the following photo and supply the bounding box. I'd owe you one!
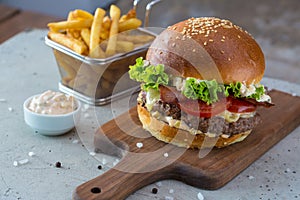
[179,98,230,118]
[159,85,256,117]
[227,97,256,113]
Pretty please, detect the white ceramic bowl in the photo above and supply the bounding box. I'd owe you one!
[23,94,81,136]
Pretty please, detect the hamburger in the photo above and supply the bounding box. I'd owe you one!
[129,17,273,149]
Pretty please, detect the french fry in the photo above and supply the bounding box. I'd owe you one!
[117,34,154,43]
[80,28,91,47]
[99,16,111,40]
[56,56,77,78]
[118,18,142,32]
[47,19,93,32]
[102,16,111,30]
[106,5,121,56]
[116,41,134,52]
[100,30,109,40]
[100,40,134,53]
[62,76,74,86]
[89,8,106,58]
[119,8,136,22]
[72,9,94,20]
[48,32,88,55]
[48,7,144,57]
[66,78,75,88]
[66,11,81,39]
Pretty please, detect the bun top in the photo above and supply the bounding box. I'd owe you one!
[146,17,265,84]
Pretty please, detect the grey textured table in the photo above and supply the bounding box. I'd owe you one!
[0,29,299,200]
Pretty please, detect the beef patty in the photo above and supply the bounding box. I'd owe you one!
[140,96,261,137]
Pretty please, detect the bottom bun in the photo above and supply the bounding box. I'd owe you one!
[137,104,252,149]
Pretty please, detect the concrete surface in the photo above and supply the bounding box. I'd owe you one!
[0,29,299,200]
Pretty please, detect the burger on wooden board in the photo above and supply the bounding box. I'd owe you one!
[129,17,274,149]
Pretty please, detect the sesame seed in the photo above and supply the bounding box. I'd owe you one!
[228,58,231,61]
[28,152,35,157]
[209,39,213,42]
[197,192,204,200]
[164,153,169,157]
[171,43,176,47]
[136,142,143,148]
[113,159,119,166]
[204,41,207,46]
[72,139,79,144]
[221,50,225,54]
[82,103,90,111]
[221,39,225,42]
[102,158,107,165]
[89,151,96,156]
[238,35,241,38]
[192,49,196,52]
[223,24,232,29]
[13,161,18,167]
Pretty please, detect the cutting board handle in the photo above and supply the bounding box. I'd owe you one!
[73,163,168,200]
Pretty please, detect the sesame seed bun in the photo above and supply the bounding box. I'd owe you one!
[146,17,265,84]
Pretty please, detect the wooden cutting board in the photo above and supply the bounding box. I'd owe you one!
[73,90,300,200]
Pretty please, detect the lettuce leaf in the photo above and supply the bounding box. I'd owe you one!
[224,82,265,101]
[129,57,169,91]
[224,82,242,97]
[183,78,223,104]
[129,58,267,104]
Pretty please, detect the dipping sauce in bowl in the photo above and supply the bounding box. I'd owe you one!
[24,90,80,136]
[28,90,77,115]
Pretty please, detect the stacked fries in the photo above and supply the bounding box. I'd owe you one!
[47,5,149,58]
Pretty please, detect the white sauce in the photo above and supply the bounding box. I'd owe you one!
[257,94,271,102]
[239,82,272,103]
[240,83,256,97]
[172,77,186,91]
[28,90,77,115]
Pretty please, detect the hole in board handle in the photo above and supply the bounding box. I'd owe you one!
[91,187,101,194]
